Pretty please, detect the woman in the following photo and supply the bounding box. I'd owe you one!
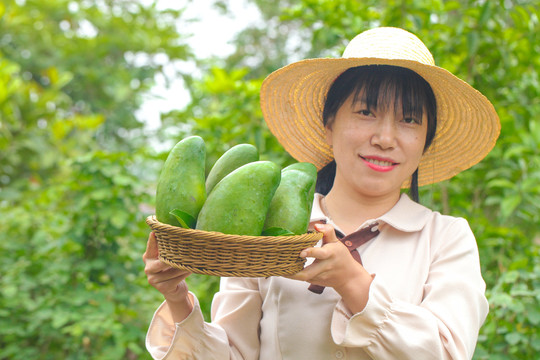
[143,27,500,359]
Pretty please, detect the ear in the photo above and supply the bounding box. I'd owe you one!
[324,124,333,147]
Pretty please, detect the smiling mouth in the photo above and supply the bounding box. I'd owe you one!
[360,156,397,167]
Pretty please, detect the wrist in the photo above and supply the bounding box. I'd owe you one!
[165,283,192,306]
[164,282,194,323]
[165,292,194,324]
[163,280,190,302]
[165,291,192,306]
[335,266,373,314]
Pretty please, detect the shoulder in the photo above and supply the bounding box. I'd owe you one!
[380,193,469,231]
[381,194,475,243]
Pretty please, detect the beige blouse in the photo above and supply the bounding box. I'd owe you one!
[146,193,489,359]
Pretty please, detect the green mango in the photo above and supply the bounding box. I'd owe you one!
[155,136,206,228]
[263,164,317,235]
[205,144,259,194]
[281,161,317,218]
[196,161,281,236]
[282,162,318,178]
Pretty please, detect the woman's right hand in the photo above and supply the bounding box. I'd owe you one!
[143,232,194,322]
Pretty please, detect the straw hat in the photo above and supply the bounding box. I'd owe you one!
[260,27,500,186]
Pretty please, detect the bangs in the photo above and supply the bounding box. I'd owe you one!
[352,66,432,122]
[323,64,437,149]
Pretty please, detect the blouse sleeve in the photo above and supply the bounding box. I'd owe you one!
[330,218,489,360]
[145,277,262,360]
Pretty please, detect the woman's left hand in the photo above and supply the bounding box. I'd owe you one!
[287,223,374,313]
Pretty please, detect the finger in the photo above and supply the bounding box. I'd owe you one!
[149,272,190,297]
[149,266,190,283]
[299,245,333,260]
[143,232,159,261]
[298,224,339,258]
[145,258,176,274]
[314,223,339,245]
[285,267,309,281]
[287,262,330,283]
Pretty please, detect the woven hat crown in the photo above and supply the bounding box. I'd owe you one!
[343,27,435,66]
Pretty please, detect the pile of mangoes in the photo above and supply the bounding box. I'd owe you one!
[155,136,317,236]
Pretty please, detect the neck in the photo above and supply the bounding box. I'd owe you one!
[323,183,401,235]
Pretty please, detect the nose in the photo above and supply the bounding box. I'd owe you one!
[371,115,397,150]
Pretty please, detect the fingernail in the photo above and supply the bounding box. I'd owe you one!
[300,250,308,258]
[314,223,328,231]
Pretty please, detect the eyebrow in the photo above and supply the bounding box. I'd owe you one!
[352,86,426,119]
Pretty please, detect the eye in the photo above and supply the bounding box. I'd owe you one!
[403,117,422,125]
[356,109,373,117]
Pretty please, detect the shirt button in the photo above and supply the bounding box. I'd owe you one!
[335,350,344,359]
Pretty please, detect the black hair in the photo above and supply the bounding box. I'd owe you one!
[315,65,437,202]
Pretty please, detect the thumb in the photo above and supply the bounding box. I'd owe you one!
[314,223,339,245]
[144,232,159,260]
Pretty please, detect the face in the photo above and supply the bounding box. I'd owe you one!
[325,93,427,199]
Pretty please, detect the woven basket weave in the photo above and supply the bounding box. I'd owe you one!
[146,215,322,277]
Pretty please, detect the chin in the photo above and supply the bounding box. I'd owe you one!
[356,182,402,198]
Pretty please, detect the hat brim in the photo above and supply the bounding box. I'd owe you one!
[260,57,500,187]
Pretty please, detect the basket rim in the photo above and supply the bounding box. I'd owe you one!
[146,215,322,243]
[158,256,303,277]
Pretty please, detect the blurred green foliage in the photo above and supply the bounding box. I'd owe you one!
[0,0,538,359]
[0,0,187,358]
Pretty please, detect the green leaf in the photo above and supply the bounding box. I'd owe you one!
[530,119,540,144]
[261,227,295,236]
[505,332,522,346]
[501,194,521,219]
[486,178,516,189]
[503,270,520,283]
[527,308,540,326]
[532,337,540,351]
[170,209,196,229]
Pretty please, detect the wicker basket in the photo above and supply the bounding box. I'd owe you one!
[146,215,323,277]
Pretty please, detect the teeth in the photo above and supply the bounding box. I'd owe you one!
[366,158,393,166]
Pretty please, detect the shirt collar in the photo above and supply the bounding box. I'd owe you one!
[378,193,432,232]
[312,193,432,233]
